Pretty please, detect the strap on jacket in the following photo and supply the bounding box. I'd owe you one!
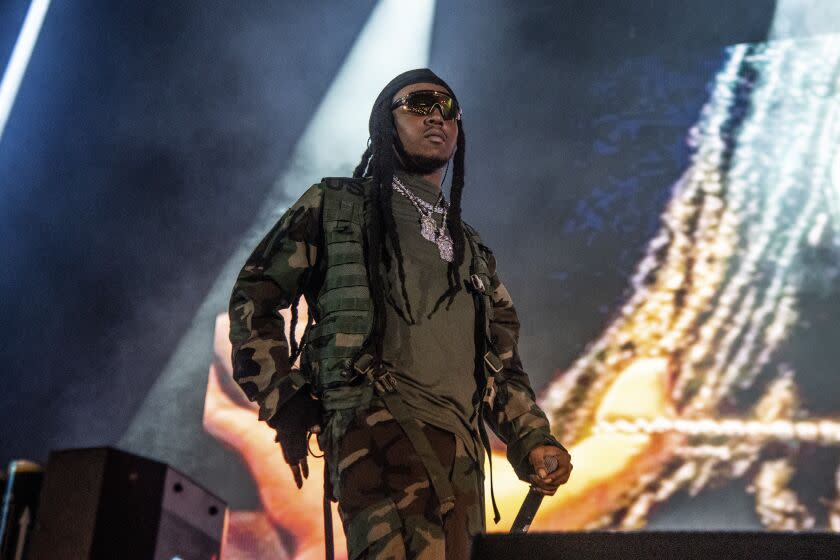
[464,230,503,524]
[354,354,457,517]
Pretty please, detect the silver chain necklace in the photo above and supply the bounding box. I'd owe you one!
[392,176,454,262]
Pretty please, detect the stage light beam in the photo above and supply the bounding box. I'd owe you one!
[0,0,51,143]
[119,0,437,476]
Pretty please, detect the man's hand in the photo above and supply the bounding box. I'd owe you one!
[289,455,309,489]
[527,445,572,496]
[268,387,322,489]
[288,424,322,488]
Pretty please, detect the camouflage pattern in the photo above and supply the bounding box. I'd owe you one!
[229,183,324,422]
[336,405,482,560]
[229,177,564,553]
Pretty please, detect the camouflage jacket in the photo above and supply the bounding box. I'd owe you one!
[228,178,564,481]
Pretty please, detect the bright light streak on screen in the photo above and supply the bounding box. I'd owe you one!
[770,0,840,39]
[0,0,51,143]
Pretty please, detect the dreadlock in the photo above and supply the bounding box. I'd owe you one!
[353,68,467,360]
[428,123,466,318]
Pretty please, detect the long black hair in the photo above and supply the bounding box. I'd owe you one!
[352,69,467,359]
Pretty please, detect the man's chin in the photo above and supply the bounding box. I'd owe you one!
[403,153,449,175]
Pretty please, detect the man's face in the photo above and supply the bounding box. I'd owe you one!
[391,82,459,171]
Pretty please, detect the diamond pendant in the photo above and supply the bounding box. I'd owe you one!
[420,215,437,242]
[436,232,454,262]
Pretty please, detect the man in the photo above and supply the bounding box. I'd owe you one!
[229,69,572,559]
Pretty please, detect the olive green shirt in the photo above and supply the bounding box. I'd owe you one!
[381,172,480,459]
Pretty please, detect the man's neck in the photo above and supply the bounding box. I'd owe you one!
[397,166,445,193]
[419,169,444,192]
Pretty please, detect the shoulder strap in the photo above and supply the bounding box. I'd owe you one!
[320,176,368,228]
[462,222,503,524]
[321,176,367,202]
[462,222,498,358]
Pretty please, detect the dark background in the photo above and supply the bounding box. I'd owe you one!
[8,0,830,529]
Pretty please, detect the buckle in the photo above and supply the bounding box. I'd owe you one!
[483,351,504,374]
[469,273,486,294]
[354,355,397,394]
[483,377,497,411]
[353,354,375,376]
[368,370,397,394]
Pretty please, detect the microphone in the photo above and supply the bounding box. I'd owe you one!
[509,455,559,533]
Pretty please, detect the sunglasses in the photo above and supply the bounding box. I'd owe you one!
[391,90,462,121]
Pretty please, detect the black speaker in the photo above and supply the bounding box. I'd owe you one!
[471,532,840,560]
[28,447,227,560]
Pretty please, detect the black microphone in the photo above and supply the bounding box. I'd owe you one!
[509,455,559,533]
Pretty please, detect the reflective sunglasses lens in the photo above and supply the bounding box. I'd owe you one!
[404,92,459,120]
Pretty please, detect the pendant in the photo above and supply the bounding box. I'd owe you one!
[436,232,454,262]
[420,215,437,242]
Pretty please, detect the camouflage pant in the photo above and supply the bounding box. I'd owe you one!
[333,406,484,560]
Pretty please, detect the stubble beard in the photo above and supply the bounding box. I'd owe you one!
[403,153,449,174]
[396,142,454,175]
